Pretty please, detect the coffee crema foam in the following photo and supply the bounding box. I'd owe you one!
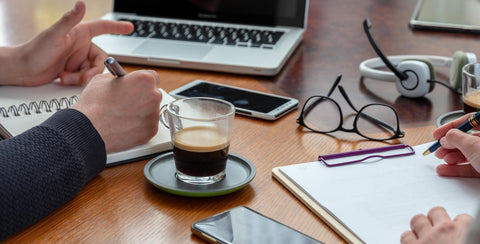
[464,91,480,108]
[174,126,229,152]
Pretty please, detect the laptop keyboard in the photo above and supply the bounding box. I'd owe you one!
[120,18,285,49]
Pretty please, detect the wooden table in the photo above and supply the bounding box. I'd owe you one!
[3,0,478,243]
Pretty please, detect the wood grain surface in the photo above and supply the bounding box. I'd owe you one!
[3,0,477,243]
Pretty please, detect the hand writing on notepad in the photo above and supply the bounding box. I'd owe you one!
[402,112,480,243]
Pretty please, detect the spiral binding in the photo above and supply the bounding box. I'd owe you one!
[0,95,78,118]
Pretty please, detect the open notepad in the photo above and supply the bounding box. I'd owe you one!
[273,142,480,244]
[0,82,175,166]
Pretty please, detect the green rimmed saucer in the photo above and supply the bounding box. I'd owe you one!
[144,152,255,197]
[436,110,464,127]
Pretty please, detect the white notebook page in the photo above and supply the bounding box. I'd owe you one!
[279,142,480,244]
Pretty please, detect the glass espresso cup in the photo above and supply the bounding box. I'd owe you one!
[160,97,235,185]
[462,63,480,113]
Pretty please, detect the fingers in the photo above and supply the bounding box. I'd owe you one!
[428,206,450,224]
[436,164,480,177]
[435,147,467,165]
[433,112,475,140]
[442,151,467,165]
[402,209,473,244]
[79,19,134,38]
[403,207,451,243]
[83,44,108,81]
[454,213,473,222]
[409,207,452,236]
[59,72,82,85]
[440,130,474,149]
[59,60,102,85]
[410,214,432,237]
[149,70,161,87]
[471,131,480,137]
[400,230,416,243]
[454,213,473,228]
[442,129,480,161]
[49,1,86,39]
[76,70,162,152]
[60,44,107,85]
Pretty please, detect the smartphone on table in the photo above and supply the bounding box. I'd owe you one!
[169,80,298,120]
[191,206,324,244]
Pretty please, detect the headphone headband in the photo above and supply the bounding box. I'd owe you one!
[361,19,474,97]
[359,55,453,82]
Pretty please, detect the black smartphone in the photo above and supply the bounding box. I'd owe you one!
[191,206,324,244]
[169,80,298,120]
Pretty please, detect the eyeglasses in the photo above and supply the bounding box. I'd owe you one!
[296,74,405,141]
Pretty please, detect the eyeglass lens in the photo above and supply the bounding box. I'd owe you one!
[356,104,398,140]
[302,97,341,132]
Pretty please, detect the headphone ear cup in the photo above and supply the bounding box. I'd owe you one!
[401,58,436,92]
[395,60,432,98]
[450,51,469,90]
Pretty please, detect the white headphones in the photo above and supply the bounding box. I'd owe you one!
[360,19,476,98]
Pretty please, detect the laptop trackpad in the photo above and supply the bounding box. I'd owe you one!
[132,40,212,60]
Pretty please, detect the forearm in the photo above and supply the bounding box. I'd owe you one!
[0,109,106,240]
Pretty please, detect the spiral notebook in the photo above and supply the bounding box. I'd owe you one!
[0,82,175,166]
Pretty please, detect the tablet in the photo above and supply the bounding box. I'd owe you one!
[409,0,480,33]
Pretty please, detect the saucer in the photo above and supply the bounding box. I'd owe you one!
[144,152,255,197]
[436,110,464,127]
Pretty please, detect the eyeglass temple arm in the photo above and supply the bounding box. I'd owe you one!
[338,85,401,135]
[327,74,343,97]
[338,85,360,112]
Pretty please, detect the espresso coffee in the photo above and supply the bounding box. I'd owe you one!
[463,91,480,114]
[173,126,229,177]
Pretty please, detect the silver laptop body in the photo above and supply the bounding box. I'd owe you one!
[93,0,309,76]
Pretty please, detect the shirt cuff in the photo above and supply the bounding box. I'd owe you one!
[41,109,106,181]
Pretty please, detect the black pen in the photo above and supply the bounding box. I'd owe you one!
[423,111,480,156]
[104,57,127,77]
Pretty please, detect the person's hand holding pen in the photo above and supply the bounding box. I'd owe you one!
[105,57,127,77]
[401,113,480,244]
[73,58,162,153]
[400,113,480,244]
[430,112,480,177]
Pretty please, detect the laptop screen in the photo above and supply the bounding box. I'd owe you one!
[113,0,307,27]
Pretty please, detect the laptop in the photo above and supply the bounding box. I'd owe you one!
[92,0,309,76]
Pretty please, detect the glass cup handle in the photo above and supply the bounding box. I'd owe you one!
[159,104,170,129]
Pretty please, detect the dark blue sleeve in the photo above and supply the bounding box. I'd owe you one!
[0,109,106,240]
